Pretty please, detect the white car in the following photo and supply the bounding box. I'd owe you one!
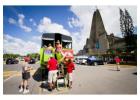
[75,56,88,65]
[78,58,87,65]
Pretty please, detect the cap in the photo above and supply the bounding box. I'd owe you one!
[55,40,60,44]
[44,45,47,48]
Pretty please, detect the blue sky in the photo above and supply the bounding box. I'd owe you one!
[3,6,137,55]
[4,6,79,40]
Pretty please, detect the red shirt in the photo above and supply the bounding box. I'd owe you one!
[115,58,121,63]
[66,62,75,73]
[24,57,30,62]
[47,58,58,71]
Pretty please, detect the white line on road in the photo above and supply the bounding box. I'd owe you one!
[4,74,16,83]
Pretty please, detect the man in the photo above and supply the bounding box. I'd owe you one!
[47,55,58,91]
[47,43,54,52]
[55,40,65,71]
[55,40,62,53]
[40,45,48,81]
[115,56,121,71]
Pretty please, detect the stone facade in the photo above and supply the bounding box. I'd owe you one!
[82,9,125,55]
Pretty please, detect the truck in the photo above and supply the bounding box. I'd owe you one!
[40,33,74,89]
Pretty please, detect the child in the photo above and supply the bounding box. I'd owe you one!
[19,60,33,94]
[65,58,75,89]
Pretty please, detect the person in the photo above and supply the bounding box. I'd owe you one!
[55,40,65,73]
[47,43,54,52]
[115,56,121,71]
[39,45,47,81]
[19,60,33,94]
[40,44,54,82]
[47,55,58,91]
[55,40,62,53]
[65,58,75,89]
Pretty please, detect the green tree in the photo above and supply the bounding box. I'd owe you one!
[120,8,137,52]
[3,54,20,59]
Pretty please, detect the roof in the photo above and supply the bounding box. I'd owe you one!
[42,33,72,42]
[42,33,55,40]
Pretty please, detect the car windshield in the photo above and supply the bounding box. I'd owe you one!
[80,58,87,60]
[88,56,96,60]
[88,56,103,60]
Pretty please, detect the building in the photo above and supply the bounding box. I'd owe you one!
[79,9,125,55]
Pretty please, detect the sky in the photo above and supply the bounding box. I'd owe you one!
[3,6,137,55]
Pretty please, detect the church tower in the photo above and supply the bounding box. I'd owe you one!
[86,9,109,55]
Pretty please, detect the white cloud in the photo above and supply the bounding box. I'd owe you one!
[68,17,82,28]
[18,14,32,32]
[3,34,40,55]
[98,6,137,36]
[32,35,41,41]
[69,6,96,53]
[37,17,70,36]
[69,6,137,53]
[8,18,17,24]
[8,14,32,32]
[29,18,37,26]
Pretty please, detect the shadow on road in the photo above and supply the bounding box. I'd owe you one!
[132,72,137,75]
[40,82,48,89]
[108,69,118,71]
[32,67,48,82]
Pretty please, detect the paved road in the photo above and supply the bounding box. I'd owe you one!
[3,64,137,94]
[3,63,39,71]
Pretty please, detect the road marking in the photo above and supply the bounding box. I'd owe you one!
[3,71,18,82]
[4,74,16,83]
[3,70,36,82]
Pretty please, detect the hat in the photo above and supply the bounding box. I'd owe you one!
[56,40,60,44]
[44,45,47,48]
[48,43,51,46]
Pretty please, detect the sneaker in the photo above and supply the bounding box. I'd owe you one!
[19,88,23,93]
[23,89,29,94]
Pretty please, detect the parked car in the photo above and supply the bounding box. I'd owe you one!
[107,59,116,64]
[6,58,19,64]
[28,58,36,64]
[79,58,88,65]
[75,56,88,65]
[87,56,105,66]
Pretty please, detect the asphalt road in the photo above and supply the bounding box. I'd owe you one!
[3,63,39,71]
[3,64,137,94]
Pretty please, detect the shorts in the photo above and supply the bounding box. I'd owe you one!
[48,70,57,83]
[22,72,30,80]
[67,73,72,82]
[116,63,120,65]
